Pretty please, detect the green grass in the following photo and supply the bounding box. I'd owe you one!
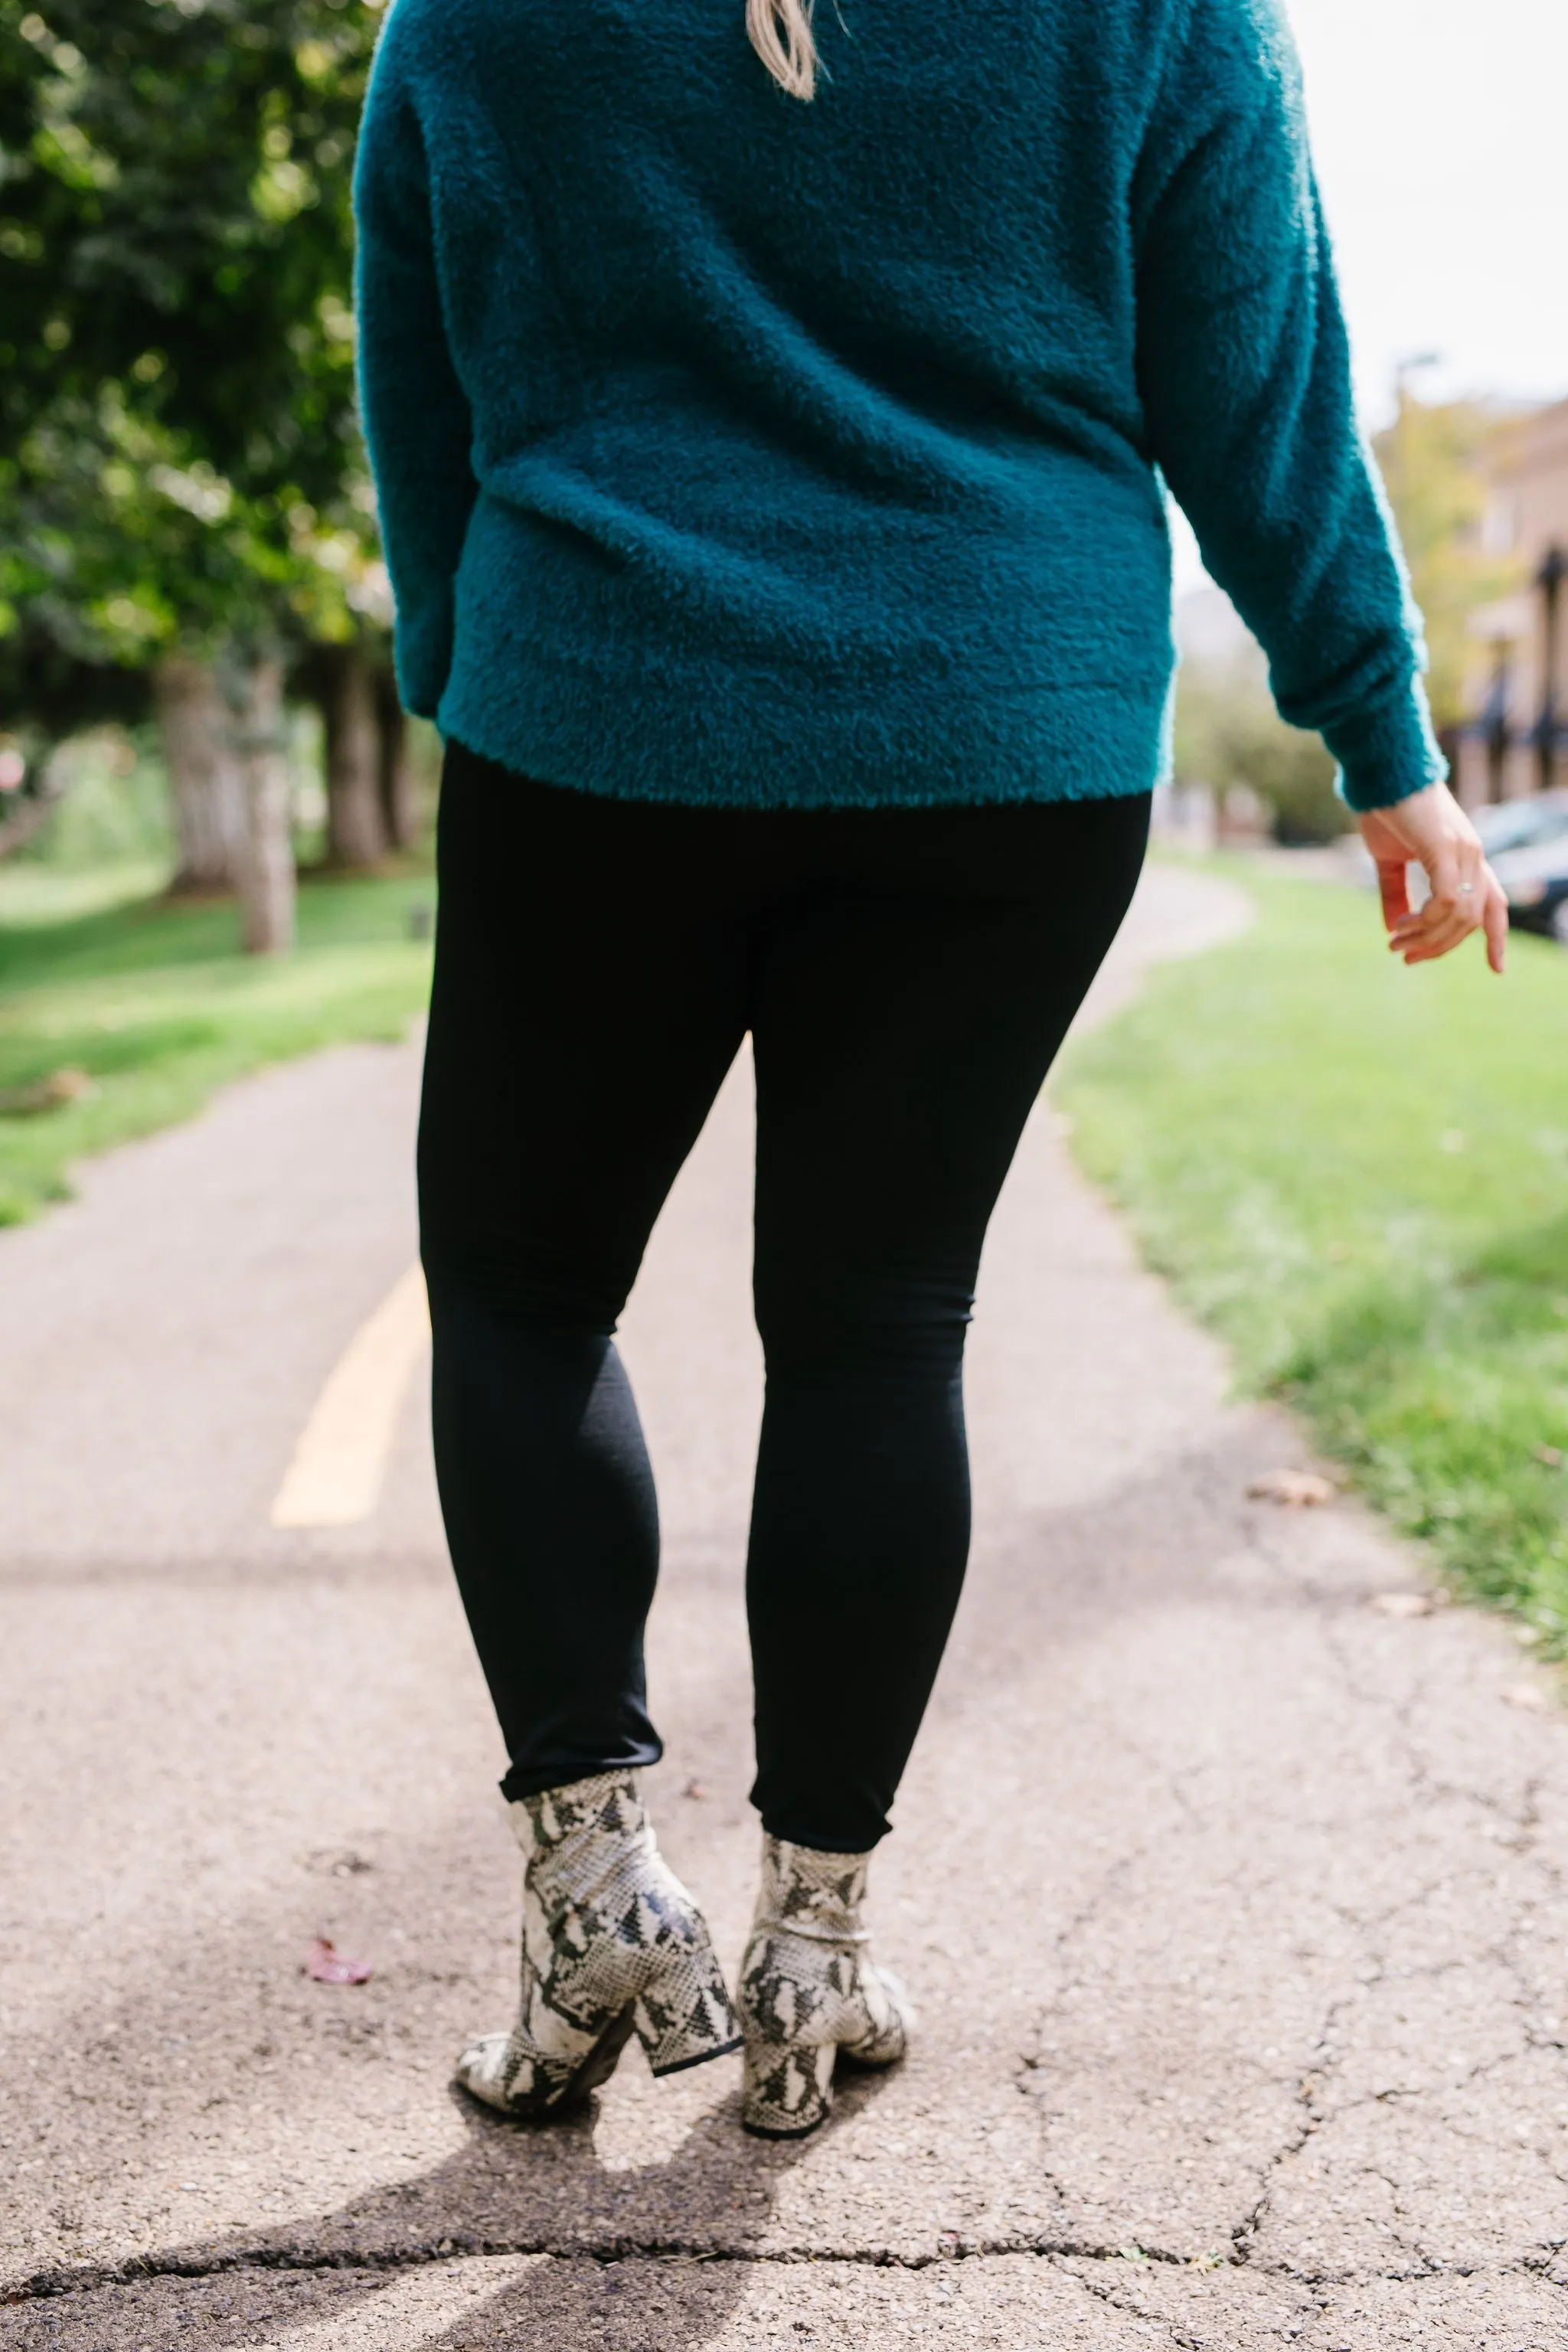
[0,858,176,928]
[0,864,434,1226]
[1056,861,1568,1642]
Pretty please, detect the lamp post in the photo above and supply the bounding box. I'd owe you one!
[1538,544,1566,796]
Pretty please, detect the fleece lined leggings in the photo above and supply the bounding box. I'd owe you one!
[419,740,1148,1853]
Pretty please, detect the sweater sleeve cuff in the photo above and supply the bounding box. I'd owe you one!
[393,606,456,726]
[1327,682,1448,815]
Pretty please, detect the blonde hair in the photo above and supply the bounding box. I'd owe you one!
[746,0,818,100]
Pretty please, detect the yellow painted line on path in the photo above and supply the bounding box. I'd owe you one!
[270,1262,430,1528]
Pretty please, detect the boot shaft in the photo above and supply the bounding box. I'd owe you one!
[755,1834,872,1946]
[508,1771,657,1918]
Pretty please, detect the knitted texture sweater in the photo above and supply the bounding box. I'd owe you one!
[354,0,1443,813]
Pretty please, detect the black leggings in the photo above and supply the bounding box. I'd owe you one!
[420,742,1148,1853]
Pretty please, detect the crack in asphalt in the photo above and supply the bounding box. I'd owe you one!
[994,1511,1568,2296]
[1055,2258,1242,2352]
[991,1508,1568,2305]
[1106,1533,1568,2286]
[1228,1981,1351,2269]
[1006,1723,1194,2231]
[8,2236,1568,2310]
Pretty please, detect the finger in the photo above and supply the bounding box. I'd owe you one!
[1376,858,1410,932]
[1399,935,1462,965]
[1397,851,1488,934]
[1388,898,1478,962]
[1418,850,1477,939]
[1395,910,1479,964]
[1392,933,1463,965]
[1483,877,1509,975]
[1408,904,1478,959]
[1423,837,1464,915]
[1389,893,1472,944]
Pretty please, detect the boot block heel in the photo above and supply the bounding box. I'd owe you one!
[635,1942,744,2077]
[742,2035,837,2138]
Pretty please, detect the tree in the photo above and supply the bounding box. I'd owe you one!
[1,376,296,940]
[1372,388,1521,737]
[0,0,401,929]
[0,0,377,506]
[1173,653,1347,845]
[152,656,246,894]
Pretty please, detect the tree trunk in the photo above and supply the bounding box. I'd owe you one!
[155,656,245,894]
[227,658,296,956]
[322,643,387,870]
[375,668,419,851]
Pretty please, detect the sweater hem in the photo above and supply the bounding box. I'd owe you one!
[437,660,1171,812]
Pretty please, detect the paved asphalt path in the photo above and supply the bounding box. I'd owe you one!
[2,863,1566,2349]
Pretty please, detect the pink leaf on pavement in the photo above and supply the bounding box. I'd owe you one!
[304,1936,372,1985]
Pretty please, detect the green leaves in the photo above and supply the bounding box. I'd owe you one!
[0,0,390,724]
[1372,392,1524,734]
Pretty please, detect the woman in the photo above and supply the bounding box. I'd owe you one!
[354,0,1505,2141]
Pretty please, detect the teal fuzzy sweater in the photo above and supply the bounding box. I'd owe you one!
[354,0,1443,813]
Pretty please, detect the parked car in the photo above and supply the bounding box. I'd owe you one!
[1470,789,1568,861]
[1488,830,1568,942]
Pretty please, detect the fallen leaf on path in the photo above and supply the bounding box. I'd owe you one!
[1501,1684,1549,1713]
[304,1936,372,1984]
[1371,1592,1435,1619]
[1248,1468,1336,1508]
[0,1067,93,1116]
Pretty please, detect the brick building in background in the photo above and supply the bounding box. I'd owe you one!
[1455,398,1568,808]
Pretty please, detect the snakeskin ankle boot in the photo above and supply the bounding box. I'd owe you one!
[737,1834,914,2138]
[455,1771,742,2118]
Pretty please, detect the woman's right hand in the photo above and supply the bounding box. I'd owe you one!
[1357,782,1509,974]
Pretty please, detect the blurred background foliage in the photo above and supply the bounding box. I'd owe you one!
[0,0,422,935]
[1171,656,1345,848]
[1374,387,1522,735]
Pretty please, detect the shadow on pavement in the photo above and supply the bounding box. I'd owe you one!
[2,2070,895,2350]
